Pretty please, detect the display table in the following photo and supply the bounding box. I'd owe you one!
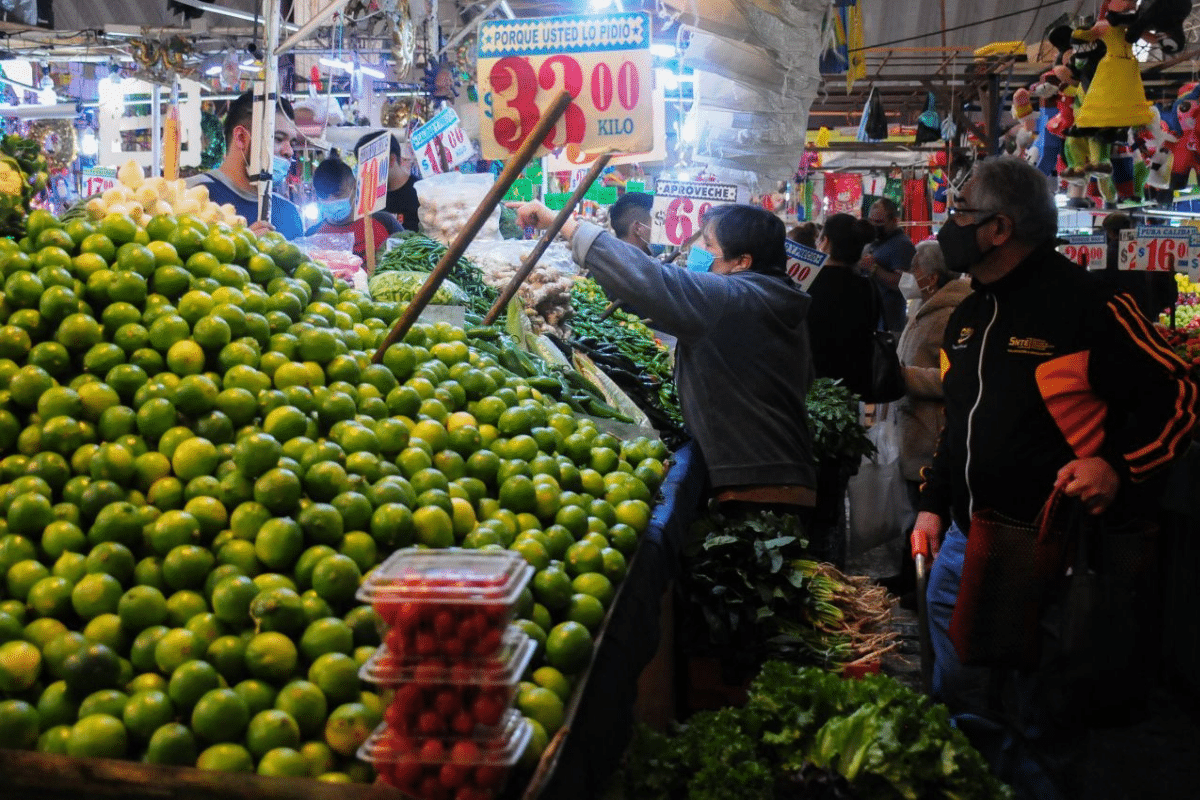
[530,442,707,800]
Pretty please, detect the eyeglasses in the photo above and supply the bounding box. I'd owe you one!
[947,205,994,217]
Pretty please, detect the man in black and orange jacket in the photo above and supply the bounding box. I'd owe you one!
[915,156,1197,800]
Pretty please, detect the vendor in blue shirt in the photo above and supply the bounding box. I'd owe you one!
[185,90,304,239]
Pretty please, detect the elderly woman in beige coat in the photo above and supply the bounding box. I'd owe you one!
[880,240,971,601]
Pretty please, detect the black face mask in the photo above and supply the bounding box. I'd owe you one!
[873,224,889,241]
[937,216,993,273]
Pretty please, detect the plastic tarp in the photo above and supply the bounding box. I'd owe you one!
[667,0,826,181]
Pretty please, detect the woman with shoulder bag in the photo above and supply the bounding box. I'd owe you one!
[879,240,971,603]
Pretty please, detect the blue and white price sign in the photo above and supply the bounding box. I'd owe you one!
[478,13,652,160]
[411,105,474,177]
[1118,226,1189,272]
[785,240,827,291]
[1058,234,1106,270]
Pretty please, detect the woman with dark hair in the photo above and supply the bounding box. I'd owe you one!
[805,213,879,396]
[514,200,818,520]
[788,221,820,248]
[306,153,403,268]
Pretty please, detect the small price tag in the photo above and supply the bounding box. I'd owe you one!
[1120,225,1188,272]
[649,179,744,247]
[784,240,827,291]
[412,105,475,177]
[1057,234,1106,270]
[1189,233,1200,280]
[354,132,390,219]
[82,166,117,196]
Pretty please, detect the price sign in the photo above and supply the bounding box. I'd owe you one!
[543,85,666,171]
[1189,233,1200,280]
[1119,226,1189,272]
[477,13,652,160]
[411,105,475,177]
[649,180,743,247]
[354,132,390,220]
[1057,234,1106,270]
[82,166,117,197]
[785,240,828,291]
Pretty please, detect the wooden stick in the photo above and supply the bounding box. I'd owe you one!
[482,152,613,325]
[371,91,574,363]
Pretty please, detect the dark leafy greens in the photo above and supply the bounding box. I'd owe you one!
[622,662,1013,800]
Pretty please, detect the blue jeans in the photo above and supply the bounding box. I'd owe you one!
[927,522,1080,800]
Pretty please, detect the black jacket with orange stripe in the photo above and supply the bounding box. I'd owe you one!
[919,243,1198,533]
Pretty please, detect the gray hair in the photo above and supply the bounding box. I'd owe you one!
[969,156,1058,247]
[912,239,958,287]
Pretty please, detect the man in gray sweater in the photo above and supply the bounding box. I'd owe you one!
[515,201,818,517]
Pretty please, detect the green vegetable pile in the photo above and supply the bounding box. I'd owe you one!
[375,231,498,315]
[806,378,875,469]
[463,315,634,422]
[621,662,1013,800]
[0,134,49,238]
[680,510,895,677]
[566,279,685,443]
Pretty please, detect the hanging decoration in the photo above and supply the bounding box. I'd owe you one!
[200,112,225,170]
[820,0,866,92]
[422,56,458,101]
[24,120,77,173]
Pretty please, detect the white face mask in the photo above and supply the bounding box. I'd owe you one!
[899,271,924,300]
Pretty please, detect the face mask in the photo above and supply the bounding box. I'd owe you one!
[874,224,889,241]
[319,198,353,225]
[899,271,924,300]
[937,217,991,273]
[686,246,715,272]
[272,155,292,185]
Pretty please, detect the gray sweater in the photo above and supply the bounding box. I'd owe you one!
[573,222,817,490]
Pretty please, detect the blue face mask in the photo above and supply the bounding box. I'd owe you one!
[685,246,715,272]
[272,155,291,185]
[319,198,353,225]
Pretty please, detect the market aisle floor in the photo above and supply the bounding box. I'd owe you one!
[850,543,1200,800]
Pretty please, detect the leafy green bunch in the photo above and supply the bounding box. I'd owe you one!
[622,662,1013,800]
[681,510,847,676]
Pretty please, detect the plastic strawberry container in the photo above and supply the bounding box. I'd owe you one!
[360,708,531,800]
[361,627,536,736]
[359,548,533,661]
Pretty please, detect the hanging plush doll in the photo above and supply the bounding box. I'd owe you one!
[928,151,948,217]
[1168,87,1200,189]
[1072,0,1155,132]
[1124,0,1193,54]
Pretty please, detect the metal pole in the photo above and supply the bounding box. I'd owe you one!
[275,0,352,56]
[150,84,162,178]
[372,91,576,361]
[483,153,613,325]
[253,0,283,225]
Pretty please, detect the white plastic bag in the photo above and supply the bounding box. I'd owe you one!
[847,417,915,556]
[415,172,501,245]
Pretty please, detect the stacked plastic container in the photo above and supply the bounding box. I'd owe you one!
[357,548,535,800]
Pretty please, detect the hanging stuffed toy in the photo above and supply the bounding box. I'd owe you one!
[928,151,948,218]
[1071,0,1154,132]
[1124,0,1193,53]
[1168,86,1200,189]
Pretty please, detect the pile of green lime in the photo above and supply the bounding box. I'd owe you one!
[0,208,667,780]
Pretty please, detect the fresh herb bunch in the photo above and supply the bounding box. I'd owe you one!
[0,133,49,238]
[807,378,874,468]
[376,231,498,315]
[681,510,849,676]
[621,662,1013,800]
